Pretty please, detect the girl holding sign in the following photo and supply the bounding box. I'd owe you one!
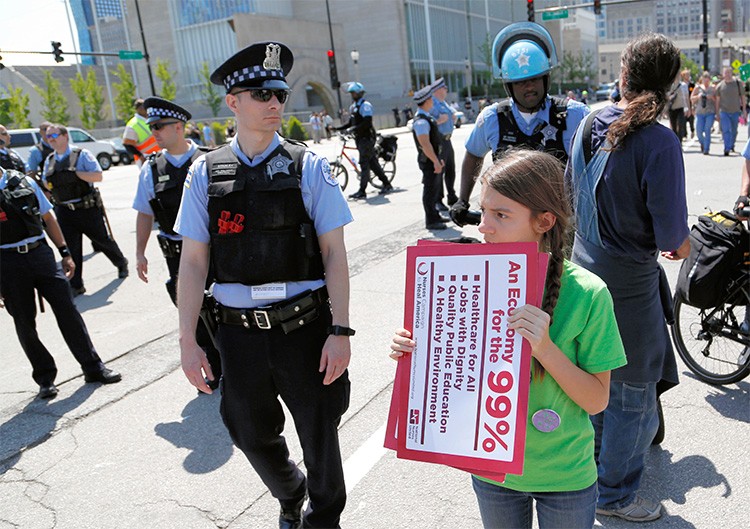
[391,149,627,529]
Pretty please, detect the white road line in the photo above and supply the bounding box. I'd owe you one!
[343,422,388,494]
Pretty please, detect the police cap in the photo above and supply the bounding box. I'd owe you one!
[143,96,192,124]
[210,41,293,93]
[413,85,434,105]
[432,77,446,90]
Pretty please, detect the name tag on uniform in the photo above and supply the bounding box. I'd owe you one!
[158,174,170,182]
[251,283,287,300]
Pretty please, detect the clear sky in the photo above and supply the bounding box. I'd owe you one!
[1,0,81,66]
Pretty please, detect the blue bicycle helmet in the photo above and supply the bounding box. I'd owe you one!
[347,82,365,93]
[491,22,558,81]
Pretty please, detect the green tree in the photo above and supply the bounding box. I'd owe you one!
[6,86,31,128]
[112,63,137,124]
[36,70,69,123]
[70,69,106,129]
[156,59,177,100]
[0,92,11,125]
[681,53,701,79]
[199,62,223,117]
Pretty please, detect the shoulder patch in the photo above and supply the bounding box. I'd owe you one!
[321,159,338,186]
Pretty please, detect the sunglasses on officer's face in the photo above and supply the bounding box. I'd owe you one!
[46,133,62,139]
[233,88,290,104]
[149,120,180,131]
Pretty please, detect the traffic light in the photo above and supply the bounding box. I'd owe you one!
[594,0,602,15]
[527,0,535,22]
[327,49,340,89]
[51,41,64,63]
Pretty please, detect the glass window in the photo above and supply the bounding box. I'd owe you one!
[8,132,36,147]
[69,130,91,143]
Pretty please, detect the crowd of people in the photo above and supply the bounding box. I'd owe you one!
[1,22,747,529]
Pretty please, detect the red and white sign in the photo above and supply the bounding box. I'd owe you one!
[385,240,548,479]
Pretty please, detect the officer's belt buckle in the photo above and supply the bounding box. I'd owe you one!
[253,309,272,330]
[17,243,29,254]
[65,202,76,210]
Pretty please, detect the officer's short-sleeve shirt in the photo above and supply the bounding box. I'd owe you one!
[464,97,590,158]
[412,109,432,137]
[133,141,199,240]
[429,97,455,136]
[355,100,374,118]
[0,169,53,249]
[26,144,48,172]
[175,133,353,308]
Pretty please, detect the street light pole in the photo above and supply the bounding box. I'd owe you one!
[350,49,360,82]
[718,30,725,73]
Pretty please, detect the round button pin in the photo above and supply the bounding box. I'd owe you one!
[532,409,561,433]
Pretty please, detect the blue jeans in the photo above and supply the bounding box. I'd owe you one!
[591,381,659,509]
[719,111,740,152]
[695,113,714,153]
[472,477,597,529]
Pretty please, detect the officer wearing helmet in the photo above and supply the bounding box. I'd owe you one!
[450,22,589,226]
[338,82,393,199]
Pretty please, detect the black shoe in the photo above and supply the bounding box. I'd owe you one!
[117,259,129,279]
[435,202,449,212]
[379,184,394,195]
[72,286,86,297]
[426,222,448,230]
[38,384,59,399]
[724,150,730,156]
[348,191,367,200]
[84,368,122,384]
[447,195,458,206]
[279,495,305,529]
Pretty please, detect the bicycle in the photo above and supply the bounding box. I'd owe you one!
[329,133,396,191]
[671,209,750,385]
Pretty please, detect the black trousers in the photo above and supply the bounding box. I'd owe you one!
[437,137,457,204]
[420,162,443,225]
[668,108,687,141]
[217,307,349,528]
[164,255,222,381]
[0,242,104,386]
[355,136,389,193]
[55,205,127,290]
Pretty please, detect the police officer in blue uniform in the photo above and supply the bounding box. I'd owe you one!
[0,167,121,399]
[428,78,459,211]
[0,124,27,173]
[450,22,590,226]
[132,96,222,390]
[412,84,447,230]
[176,41,353,529]
[42,124,129,296]
[338,82,393,199]
[26,122,54,179]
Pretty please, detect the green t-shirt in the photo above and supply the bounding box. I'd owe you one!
[477,260,627,492]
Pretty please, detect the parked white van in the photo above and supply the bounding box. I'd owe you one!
[7,127,118,170]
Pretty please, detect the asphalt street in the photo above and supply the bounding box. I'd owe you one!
[1,107,748,529]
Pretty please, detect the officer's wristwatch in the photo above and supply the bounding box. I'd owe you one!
[327,325,356,336]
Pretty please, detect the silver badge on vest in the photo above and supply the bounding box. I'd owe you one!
[266,153,293,181]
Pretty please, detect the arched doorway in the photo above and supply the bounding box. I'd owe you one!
[302,81,336,115]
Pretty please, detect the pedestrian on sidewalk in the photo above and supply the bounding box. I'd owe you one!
[667,73,689,142]
[391,149,627,529]
[42,124,129,297]
[0,167,121,399]
[566,32,690,523]
[716,67,747,156]
[411,84,446,230]
[691,71,718,155]
[176,41,353,529]
[429,77,459,211]
[450,21,589,227]
[131,96,222,390]
[337,82,393,199]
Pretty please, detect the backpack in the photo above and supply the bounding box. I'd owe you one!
[675,211,749,309]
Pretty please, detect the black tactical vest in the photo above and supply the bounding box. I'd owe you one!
[205,141,324,285]
[493,97,569,163]
[411,112,442,168]
[0,149,26,173]
[148,146,210,236]
[44,148,92,203]
[351,99,376,141]
[0,170,44,245]
[34,143,54,172]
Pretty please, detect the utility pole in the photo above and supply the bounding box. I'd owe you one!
[324,0,343,116]
[702,0,709,72]
[134,0,156,95]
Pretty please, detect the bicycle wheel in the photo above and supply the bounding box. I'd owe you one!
[671,298,750,385]
[360,154,395,190]
[330,161,348,191]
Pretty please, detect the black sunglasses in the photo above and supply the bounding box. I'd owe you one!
[234,88,290,104]
[149,120,181,131]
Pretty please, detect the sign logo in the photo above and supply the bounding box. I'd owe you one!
[409,409,420,425]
